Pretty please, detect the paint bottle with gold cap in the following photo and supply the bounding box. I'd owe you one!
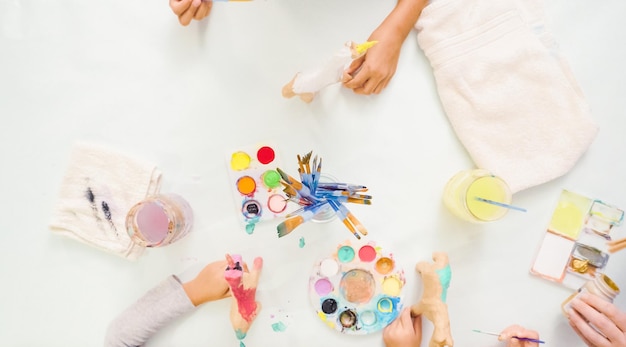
[561,274,620,317]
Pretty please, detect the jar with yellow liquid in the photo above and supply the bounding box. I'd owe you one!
[442,169,512,222]
[561,274,620,317]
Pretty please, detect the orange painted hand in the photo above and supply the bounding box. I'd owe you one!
[383,307,423,347]
[169,0,212,26]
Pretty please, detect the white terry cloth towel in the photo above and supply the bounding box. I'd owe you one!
[50,142,162,260]
[415,0,598,193]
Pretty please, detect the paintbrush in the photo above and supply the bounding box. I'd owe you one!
[276,203,327,237]
[317,183,368,192]
[317,190,373,199]
[285,201,328,218]
[607,237,626,253]
[311,155,321,193]
[277,168,318,203]
[472,329,545,344]
[474,197,527,212]
[327,199,366,238]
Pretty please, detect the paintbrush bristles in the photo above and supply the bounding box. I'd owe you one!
[276,215,305,237]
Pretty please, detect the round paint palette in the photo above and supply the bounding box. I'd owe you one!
[309,241,405,335]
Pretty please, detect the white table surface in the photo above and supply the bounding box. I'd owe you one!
[1,0,625,346]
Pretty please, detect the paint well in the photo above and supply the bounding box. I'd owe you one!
[340,269,375,304]
[231,151,251,171]
[320,258,339,277]
[360,310,377,326]
[375,257,394,275]
[339,310,357,328]
[314,278,333,296]
[337,246,355,263]
[267,194,287,213]
[242,200,261,218]
[382,276,403,296]
[256,146,275,164]
[135,201,170,244]
[262,170,281,189]
[236,176,256,196]
[377,298,393,313]
[321,298,338,314]
[358,245,377,262]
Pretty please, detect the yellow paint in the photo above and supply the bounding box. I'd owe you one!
[230,151,251,171]
[549,202,583,238]
[382,276,402,296]
[355,41,378,55]
[317,311,336,329]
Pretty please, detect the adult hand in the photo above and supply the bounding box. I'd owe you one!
[568,293,626,347]
[383,307,422,347]
[498,324,541,347]
[170,0,212,26]
[182,260,231,306]
[343,38,401,95]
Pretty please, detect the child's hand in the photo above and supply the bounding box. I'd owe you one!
[498,325,541,347]
[182,260,231,306]
[343,37,401,95]
[568,293,626,347]
[383,307,422,347]
[170,0,212,26]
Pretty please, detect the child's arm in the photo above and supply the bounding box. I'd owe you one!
[343,0,428,95]
[104,260,230,347]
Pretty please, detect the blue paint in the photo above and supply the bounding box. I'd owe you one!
[245,223,255,235]
[436,264,452,303]
[271,321,287,332]
[299,237,305,248]
[235,329,247,340]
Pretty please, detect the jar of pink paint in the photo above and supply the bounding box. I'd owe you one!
[125,193,193,247]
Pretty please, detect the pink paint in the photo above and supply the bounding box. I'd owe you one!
[225,255,263,323]
[136,201,169,244]
[314,278,333,296]
[358,245,377,262]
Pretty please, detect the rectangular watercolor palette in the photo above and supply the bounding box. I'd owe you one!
[226,144,291,231]
[530,190,624,289]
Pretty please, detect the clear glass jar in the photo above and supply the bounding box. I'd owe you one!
[562,274,620,316]
[126,193,194,247]
[442,169,512,223]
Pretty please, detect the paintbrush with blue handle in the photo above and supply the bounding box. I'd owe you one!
[277,202,328,237]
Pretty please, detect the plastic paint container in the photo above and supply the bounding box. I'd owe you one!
[126,193,193,247]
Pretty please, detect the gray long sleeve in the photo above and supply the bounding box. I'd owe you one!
[104,275,195,347]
